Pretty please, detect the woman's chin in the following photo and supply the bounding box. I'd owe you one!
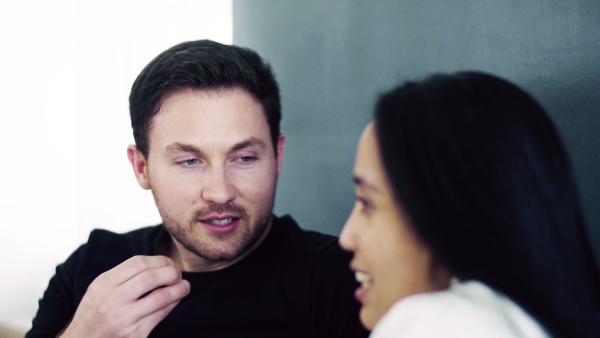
[359,305,382,331]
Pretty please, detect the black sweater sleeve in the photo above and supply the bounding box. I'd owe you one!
[25,244,86,338]
[25,226,160,337]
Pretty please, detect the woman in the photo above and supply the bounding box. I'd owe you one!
[339,71,600,337]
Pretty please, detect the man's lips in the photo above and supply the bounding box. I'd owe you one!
[199,216,240,234]
[199,214,240,224]
[193,203,248,221]
[204,218,235,225]
[200,215,239,223]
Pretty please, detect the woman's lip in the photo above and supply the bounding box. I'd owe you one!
[349,261,372,301]
[349,260,364,273]
[355,282,371,302]
[351,267,373,302]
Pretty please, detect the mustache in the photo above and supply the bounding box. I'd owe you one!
[193,203,248,220]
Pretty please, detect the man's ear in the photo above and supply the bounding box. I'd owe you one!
[276,133,285,180]
[127,145,151,190]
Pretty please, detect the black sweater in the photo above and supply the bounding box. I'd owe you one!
[27,215,368,338]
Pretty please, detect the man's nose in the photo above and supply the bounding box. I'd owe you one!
[200,166,236,205]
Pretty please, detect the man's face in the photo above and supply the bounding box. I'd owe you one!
[128,88,284,270]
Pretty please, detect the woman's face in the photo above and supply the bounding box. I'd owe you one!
[339,123,449,330]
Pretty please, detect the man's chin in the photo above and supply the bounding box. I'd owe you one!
[173,235,245,262]
[191,245,246,263]
[163,212,272,265]
[195,218,271,263]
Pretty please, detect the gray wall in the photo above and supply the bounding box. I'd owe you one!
[233,1,600,258]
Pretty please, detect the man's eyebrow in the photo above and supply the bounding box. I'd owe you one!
[164,138,267,155]
[353,176,379,192]
[165,142,203,154]
[230,137,267,152]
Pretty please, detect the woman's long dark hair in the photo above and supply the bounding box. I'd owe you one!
[374,71,600,337]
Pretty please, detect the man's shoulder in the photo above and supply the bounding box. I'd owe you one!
[274,215,349,261]
[88,224,163,246]
[270,215,366,338]
[55,224,165,305]
[79,225,164,274]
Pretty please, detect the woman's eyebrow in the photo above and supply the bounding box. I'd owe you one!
[353,175,379,192]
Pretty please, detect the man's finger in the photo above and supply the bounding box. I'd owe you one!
[129,279,191,323]
[120,264,184,302]
[96,255,175,288]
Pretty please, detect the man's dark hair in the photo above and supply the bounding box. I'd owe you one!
[374,71,600,337]
[129,39,281,158]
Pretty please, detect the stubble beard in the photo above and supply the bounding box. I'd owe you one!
[155,193,275,263]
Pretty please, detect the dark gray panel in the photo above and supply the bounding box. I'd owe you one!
[232,1,600,260]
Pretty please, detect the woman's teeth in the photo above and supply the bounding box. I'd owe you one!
[355,271,373,288]
[208,218,233,225]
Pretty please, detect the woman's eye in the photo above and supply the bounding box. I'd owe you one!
[355,196,372,214]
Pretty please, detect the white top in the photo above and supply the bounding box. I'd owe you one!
[370,280,550,338]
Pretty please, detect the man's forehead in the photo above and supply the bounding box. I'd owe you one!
[157,87,262,112]
[152,89,265,125]
[146,88,272,156]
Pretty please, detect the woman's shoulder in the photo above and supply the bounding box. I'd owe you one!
[370,280,550,338]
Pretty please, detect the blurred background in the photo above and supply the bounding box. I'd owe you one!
[1,0,598,334]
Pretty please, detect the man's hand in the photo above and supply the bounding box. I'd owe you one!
[60,255,190,338]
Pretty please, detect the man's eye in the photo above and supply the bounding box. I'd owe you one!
[182,159,198,166]
[239,156,257,163]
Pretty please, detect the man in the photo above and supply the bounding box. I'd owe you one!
[26,40,368,337]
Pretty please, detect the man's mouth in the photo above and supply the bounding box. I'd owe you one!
[206,218,235,226]
[200,216,241,234]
